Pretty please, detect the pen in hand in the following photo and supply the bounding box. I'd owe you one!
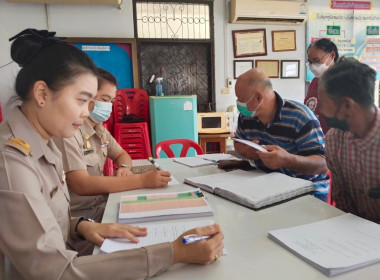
[148,157,162,170]
[182,234,213,244]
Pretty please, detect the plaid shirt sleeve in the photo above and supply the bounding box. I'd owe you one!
[325,130,358,214]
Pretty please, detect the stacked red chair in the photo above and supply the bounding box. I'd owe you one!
[102,110,116,176]
[112,89,152,159]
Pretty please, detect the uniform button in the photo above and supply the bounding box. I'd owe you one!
[58,210,63,218]
[155,270,163,276]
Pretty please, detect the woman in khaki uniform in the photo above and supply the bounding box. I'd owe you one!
[0,29,224,280]
[54,68,171,223]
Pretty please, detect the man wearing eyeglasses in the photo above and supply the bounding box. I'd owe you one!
[234,68,329,201]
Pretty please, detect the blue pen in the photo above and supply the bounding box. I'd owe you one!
[182,234,212,244]
[148,157,162,170]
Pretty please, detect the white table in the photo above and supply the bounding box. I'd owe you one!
[96,158,380,279]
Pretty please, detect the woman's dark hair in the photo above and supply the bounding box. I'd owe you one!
[319,56,376,107]
[9,28,98,101]
[97,67,117,90]
[307,38,339,62]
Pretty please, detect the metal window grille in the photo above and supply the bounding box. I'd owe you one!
[136,1,210,39]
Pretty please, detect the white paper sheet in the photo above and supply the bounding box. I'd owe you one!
[101,220,214,253]
[268,213,380,276]
[232,138,268,152]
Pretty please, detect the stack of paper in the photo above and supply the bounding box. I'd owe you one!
[118,189,214,224]
[268,213,380,276]
[184,170,314,209]
[173,153,240,167]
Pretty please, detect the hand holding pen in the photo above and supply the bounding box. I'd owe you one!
[171,224,224,265]
[182,234,213,244]
[148,157,162,170]
[145,157,171,187]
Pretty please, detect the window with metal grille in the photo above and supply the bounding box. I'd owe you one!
[135,1,211,39]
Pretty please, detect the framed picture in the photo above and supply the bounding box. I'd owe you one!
[281,60,300,79]
[65,37,139,88]
[232,29,267,58]
[272,30,296,52]
[233,60,254,79]
[255,60,279,78]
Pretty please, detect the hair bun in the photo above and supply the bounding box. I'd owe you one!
[9,28,64,67]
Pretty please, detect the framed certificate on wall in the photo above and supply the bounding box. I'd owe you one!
[232,29,267,58]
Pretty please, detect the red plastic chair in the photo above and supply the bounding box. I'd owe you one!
[112,89,152,159]
[0,103,3,123]
[155,139,204,158]
[113,88,149,122]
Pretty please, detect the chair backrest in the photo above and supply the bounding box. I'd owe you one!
[0,103,2,123]
[113,88,149,123]
[155,139,204,158]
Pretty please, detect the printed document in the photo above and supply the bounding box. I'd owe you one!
[118,189,214,223]
[268,213,380,276]
[101,220,214,253]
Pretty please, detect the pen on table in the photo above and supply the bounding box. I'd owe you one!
[148,157,162,170]
[182,234,212,244]
[201,158,218,164]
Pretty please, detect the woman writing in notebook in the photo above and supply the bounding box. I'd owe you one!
[53,67,171,225]
[0,28,224,280]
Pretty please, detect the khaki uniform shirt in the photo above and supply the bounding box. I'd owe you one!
[0,108,173,280]
[54,118,123,222]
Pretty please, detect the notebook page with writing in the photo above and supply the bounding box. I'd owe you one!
[101,220,214,253]
[132,159,179,185]
[131,159,156,174]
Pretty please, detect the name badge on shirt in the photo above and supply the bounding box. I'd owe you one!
[83,149,94,156]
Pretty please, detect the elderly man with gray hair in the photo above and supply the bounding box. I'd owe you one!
[233,68,329,201]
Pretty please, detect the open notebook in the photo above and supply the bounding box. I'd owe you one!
[118,189,214,224]
[131,159,157,174]
[268,213,380,276]
[184,170,314,210]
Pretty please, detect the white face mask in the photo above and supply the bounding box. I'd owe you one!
[89,100,112,123]
[308,53,331,78]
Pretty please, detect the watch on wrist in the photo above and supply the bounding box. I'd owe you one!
[76,217,95,233]
[118,163,131,169]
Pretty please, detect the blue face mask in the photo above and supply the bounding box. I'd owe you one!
[236,94,261,117]
[89,100,113,123]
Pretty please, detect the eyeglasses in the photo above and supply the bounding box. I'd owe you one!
[306,52,331,66]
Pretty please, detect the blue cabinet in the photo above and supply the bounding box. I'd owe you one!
[149,95,198,158]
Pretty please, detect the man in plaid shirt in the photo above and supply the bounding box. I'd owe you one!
[319,57,380,223]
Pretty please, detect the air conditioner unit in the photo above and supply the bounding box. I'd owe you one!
[230,0,308,25]
[6,0,121,5]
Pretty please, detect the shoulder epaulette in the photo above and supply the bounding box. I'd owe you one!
[6,138,33,156]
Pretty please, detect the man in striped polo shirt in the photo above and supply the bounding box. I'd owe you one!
[319,57,380,223]
[234,68,329,201]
